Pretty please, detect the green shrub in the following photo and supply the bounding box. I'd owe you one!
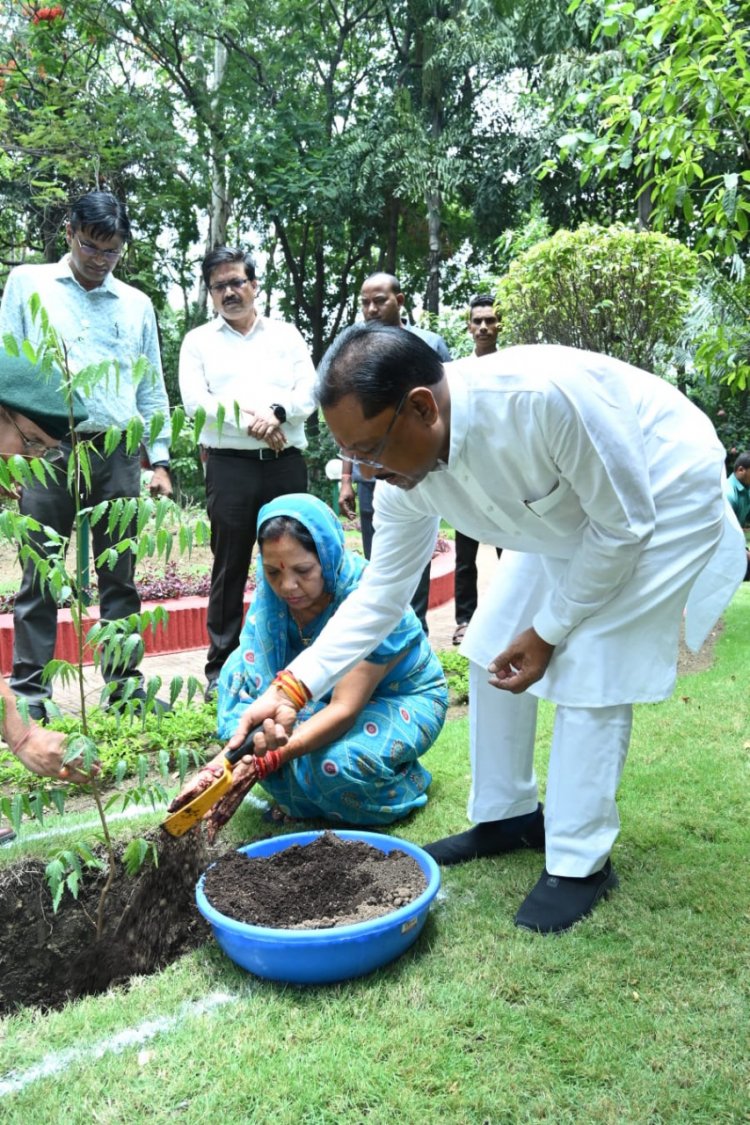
[495,223,698,374]
[437,649,469,704]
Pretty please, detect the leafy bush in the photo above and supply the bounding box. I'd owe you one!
[495,223,698,374]
[0,703,219,792]
[437,649,469,704]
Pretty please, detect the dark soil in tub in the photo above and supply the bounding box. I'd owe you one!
[0,828,212,1013]
[203,831,428,929]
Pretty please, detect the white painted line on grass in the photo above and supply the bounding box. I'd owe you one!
[13,792,269,846]
[18,801,170,842]
[16,790,269,843]
[0,990,239,1098]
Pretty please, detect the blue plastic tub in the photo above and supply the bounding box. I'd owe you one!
[196,830,440,984]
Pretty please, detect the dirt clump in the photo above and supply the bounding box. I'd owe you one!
[0,828,213,1013]
[203,830,427,929]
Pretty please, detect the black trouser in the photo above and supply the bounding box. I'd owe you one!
[205,447,308,679]
[454,531,502,626]
[358,479,430,635]
[12,437,143,703]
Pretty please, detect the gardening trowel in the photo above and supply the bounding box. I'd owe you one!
[162,726,263,837]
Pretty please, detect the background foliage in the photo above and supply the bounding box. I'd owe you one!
[0,0,748,438]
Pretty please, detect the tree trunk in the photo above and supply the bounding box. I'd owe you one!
[637,173,653,229]
[199,40,230,312]
[425,185,441,314]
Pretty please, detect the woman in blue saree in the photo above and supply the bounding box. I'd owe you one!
[176,494,447,837]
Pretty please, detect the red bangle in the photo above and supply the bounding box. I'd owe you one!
[273,670,311,710]
[254,749,283,780]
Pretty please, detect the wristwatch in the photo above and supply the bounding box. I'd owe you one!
[270,404,287,424]
[151,461,171,470]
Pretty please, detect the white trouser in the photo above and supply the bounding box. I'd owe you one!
[467,662,633,877]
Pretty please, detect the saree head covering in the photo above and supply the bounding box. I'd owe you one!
[217,493,425,727]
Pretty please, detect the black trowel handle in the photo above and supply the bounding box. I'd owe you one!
[224,725,265,767]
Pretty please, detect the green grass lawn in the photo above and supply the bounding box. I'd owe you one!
[0,588,748,1124]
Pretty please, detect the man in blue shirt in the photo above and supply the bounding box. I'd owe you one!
[0,191,172,719]
[726,451,750,580]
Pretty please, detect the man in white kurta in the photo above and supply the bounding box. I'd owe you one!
[225,325,746,932]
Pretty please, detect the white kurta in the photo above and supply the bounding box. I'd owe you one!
[293,346,745,708]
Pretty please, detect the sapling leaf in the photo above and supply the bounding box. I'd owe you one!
[66,870,81,900]
[2,333,19,356]
[63,733,97,769]
[125,416,144,454]
[123,837,158,877]
[123,837,151,876]
[28,458,47,486]
[76,444,92,492]
[145,675,162,703]
[186,676,201,705]
[104,426,122,458]
[149,411,166,448]
[50,789,65,816]
[88,501,109,527]
[137,755,148,786]
[41,660,76,686]
[193,405,206,443]
[169,677,184,707]
[46,859,66,913]
[11,793,23,833]
[157,749,170,778]
[115,759,128,784]
[171,405,185,447]
[77,841,104,868]
[29,792,45,825]
[176,747,190,785]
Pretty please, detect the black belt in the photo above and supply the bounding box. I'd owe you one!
[208,446,300,461]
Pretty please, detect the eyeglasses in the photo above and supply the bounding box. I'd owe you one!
[359,295,390,310]
[74,234,123,262]
[336,391,408,470]
[1,409,64,464]
[208,278,252,294]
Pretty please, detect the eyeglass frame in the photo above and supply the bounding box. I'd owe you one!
[73,233,123,263]
[208,277,253,295]
[0,408,64,464]
[336,390,409,470]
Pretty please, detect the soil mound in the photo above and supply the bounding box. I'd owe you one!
[203,831,427,929]
[0,829,211,1013]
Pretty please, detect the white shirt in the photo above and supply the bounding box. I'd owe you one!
[292,345,745,707]
[178,314,316,450]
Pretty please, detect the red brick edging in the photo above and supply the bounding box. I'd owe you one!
[0,543,455,675]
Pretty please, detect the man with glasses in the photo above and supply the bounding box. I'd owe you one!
[0,348,97,840]
[339,272,451,631]
[0,191,173,721]
[179,247,316,701]
[234,324,745,934]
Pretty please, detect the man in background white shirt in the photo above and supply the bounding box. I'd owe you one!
[231,325,745,934]
[179,248,316,700]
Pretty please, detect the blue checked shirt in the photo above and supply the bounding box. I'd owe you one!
[0,256,171,461]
